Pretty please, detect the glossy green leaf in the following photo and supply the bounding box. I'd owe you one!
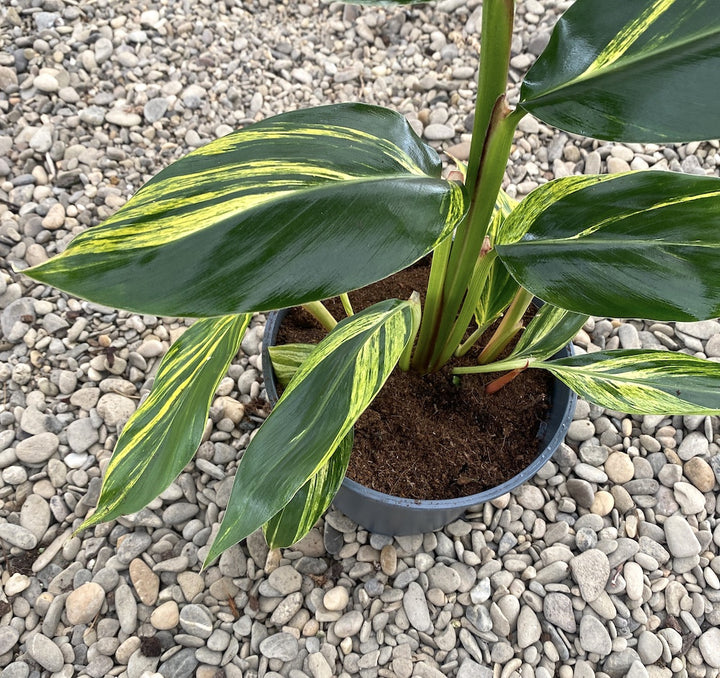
[348,0,430,4]
[268,343,315,387]
[205,299,413,563]
[508,304,587,362]
[78,314,249,530]
[26,104,465,318]
[539,350,720,415]
[263,433,352,549]
[475,190,520,328]
[495,172,720,321]
[520,0,720,142]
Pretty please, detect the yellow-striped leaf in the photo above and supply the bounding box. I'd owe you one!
[205,299,413,563]
[540,350,720,415]
[268,343,315,387]
[495,172,720,321]
[508,304,587,362]
[25,104,465,318]
[79,314,249,530]
[263,433,353,549]
[520,0,720,142]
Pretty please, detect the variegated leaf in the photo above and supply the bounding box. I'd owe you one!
[268,343,315,387]
[507,305,587,362]
[26,104,465,318]
[263,433,353,549]
[540,350,720,415]
[79,314,250,530]
[495,172,720,321]
[520,0,720,142]
[205,299,413,564]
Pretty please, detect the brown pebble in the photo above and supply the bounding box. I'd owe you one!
[684,457,716,492]
[380,544,397,576]
[129,558,160,606]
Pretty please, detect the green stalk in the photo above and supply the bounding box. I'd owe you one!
[453,356,535,376]
[455,322,492,358]
[416,102,520,371]
[411,235,452,370]
[428,249,498,371]
[302,301,337,333]
[340,293,354,317]
[412,0,516,373]
[477,287,533,364]
[466,0,516,195]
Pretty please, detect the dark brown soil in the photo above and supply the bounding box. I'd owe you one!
[275,259,555,501]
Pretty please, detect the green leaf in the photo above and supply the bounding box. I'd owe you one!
[346,0,430,4]
[205,299,414,563]
[538,350,720,415]
[475,190,521,327]
[25,104,465,318]
[495,172,720,321]
[78,314,250,530]
[268,343,315,387]
[508,304,588,362]
[263,433,353,549]
[520,0,720,142]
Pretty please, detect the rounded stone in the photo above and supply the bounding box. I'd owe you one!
[268,565,302,595]
[605,452,635,484]
[0,626,19,654]
[699,627,720,668]
[590,491,614,516]
[15,432,59,464]
[570,549,610,603]
[334,609,364,638]
[26,633,64,672]
[259,632,298,661]
[664,515,701,557]
[66,582,105,625]
[623,561,644,601]
[129,558,160,605]
[579,615,612,656]
[323,586,349,612]
[97,393,136,428]
[637,630,663,664]
[684,457,716,492]
[151,601,180,630]
[673,481,706,514]
[179,604,214,638]
[567,420,595,442]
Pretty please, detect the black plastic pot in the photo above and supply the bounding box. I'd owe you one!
[262,308,576,536]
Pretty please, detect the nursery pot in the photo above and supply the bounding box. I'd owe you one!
[262,308,577,536]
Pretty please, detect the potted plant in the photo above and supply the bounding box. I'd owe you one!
[21,0,720,565]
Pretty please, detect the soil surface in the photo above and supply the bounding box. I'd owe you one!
[275,259,555,500]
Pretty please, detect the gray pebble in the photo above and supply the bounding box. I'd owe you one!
[26,633,64,673]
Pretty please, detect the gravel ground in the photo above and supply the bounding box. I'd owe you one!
[2,1,720,677]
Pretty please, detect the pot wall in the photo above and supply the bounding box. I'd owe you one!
[262,308,576,536]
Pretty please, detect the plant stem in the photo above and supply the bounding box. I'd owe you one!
[302,301,337,332]
[477,287,533,364]
[411,0,521,373]
[428,249,498,371]
[455,322,491,358]
[453,356,535,376]
[466,0,516,195]
[340,293,354,317]
[410,234,452,370]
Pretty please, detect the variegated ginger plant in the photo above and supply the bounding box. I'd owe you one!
[22,0,720,564]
